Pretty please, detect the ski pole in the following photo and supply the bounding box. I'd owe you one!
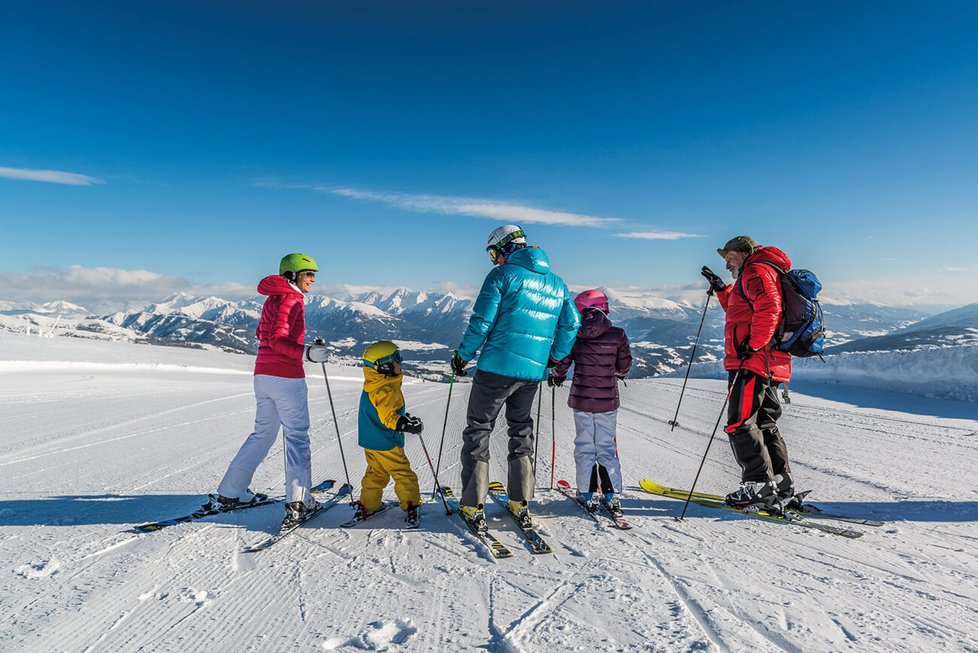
[532,382,543,476]
[432,373,455,498]
[417,432,452,514]
[549,385,556,491]
[678,366,742,521]
[669,290,713,431]
[315,339,354,502]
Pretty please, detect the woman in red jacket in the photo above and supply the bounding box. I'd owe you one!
[204,253,330,530]
[703,236,795,511]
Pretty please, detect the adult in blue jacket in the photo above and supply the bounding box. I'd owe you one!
[451,225,581,528]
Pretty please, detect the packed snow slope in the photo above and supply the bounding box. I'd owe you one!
[1,331,976,653]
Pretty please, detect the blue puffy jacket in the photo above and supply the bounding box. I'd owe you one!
[458,247,581,381]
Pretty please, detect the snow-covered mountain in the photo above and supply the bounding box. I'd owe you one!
[828,302,978,353]
[0,289,967,378]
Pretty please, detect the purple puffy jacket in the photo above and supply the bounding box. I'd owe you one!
[552,308,632,413]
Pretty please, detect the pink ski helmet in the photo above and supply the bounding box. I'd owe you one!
[574,289,609,313]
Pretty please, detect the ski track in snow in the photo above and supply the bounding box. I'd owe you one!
[1,332,977,652]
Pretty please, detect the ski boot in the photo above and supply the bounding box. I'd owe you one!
[725,481,777,512]
[405,503,421,529]
[281,498,317,531]
[459,503,488,532]
[602,492,623,517]
[199,488,267,513]
[507,499,532,529]
[576,491,599,513]
[772,474,800,512]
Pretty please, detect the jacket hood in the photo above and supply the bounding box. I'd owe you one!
[257,274,304,297]
[576,307,612,340]
[363,366,403,393]
[505,247,551,274]
[746,246,791,272]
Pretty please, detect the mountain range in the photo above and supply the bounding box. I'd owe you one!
[1,290,972,380]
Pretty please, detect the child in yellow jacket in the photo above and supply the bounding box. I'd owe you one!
[354,341,424,526]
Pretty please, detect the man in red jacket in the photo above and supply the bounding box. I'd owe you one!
[204,253,331,530]
[702,236,795,511]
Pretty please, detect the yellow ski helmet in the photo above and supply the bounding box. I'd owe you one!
[363,341,402,376]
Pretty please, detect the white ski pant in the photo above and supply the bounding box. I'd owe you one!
[573,409,622,494]
[218,375,313,504]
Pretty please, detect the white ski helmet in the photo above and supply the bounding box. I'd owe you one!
[486,225,527,262]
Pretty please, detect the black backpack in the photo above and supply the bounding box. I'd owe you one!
[738,261,825,358]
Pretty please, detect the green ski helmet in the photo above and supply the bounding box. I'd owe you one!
[279,253,319,276]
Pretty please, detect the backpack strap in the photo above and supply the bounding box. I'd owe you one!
[735,260,786,305]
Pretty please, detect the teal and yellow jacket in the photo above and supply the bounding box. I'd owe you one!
[357,367,406,451]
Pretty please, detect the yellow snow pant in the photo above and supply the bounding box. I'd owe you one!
[359,447,421,512]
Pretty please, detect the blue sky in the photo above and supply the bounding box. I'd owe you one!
[2,1,977,307]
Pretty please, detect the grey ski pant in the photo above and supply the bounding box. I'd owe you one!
[460,370,540,506]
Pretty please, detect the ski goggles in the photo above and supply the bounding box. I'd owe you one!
[486,229,526,262]
[363,350,402,370]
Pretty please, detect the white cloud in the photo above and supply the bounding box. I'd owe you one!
[820,276,977,307]
[615,231,704,240]
[262,181,622,228]
[0,266,189,311]
[0,166,104,186]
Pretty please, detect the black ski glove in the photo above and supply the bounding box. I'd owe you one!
[700,266,727,294]
[395,413,424,434]
[450,351,468,377]
[736,340,759,360]
[548,375,565,388]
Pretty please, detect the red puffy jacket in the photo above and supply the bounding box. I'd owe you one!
[715,246,792,382]
[254,275,306,378]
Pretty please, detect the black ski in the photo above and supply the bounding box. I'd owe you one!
[241,483,353,553]
[133,480,335,533]
[340,502,389,528]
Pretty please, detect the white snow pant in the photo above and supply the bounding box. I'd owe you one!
[573,409,622,494]
[218,375,313,504]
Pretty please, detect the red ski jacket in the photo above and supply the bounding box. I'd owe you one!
[715,246,792,382]
[254,275,306,378]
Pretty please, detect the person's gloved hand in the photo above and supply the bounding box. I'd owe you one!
[736,340,759,360]
[548,375,565,388]
[547,356,560,368]
[396,413,424,434]
[700,266,728,294]
[305,344,329,363]
[450,351,468,377]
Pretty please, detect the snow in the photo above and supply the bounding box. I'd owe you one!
[1,330,977,652]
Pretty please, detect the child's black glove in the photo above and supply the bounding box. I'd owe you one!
[396,413,424,434]
[548,375,565,388]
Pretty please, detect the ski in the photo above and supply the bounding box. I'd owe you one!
[241,483,353,553]
[439,486,513,559]
[638,480,883,527]
[555,480,604,527]
[639,479,864,539]
[132,479,335,533]
[339,501,389,528]
[487,481,554,554]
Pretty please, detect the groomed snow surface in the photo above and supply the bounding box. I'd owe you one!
[1,331,976,652]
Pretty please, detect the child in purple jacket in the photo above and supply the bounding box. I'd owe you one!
[549,290,632,511]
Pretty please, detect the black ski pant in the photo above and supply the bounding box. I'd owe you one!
[460,370,539,506]
[725,370,791,485]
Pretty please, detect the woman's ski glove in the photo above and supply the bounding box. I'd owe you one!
[547,375,565,388]
[305,344,329,363]
[396,414,424,434]
[700,266,727,294]
[450,351,468,377]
